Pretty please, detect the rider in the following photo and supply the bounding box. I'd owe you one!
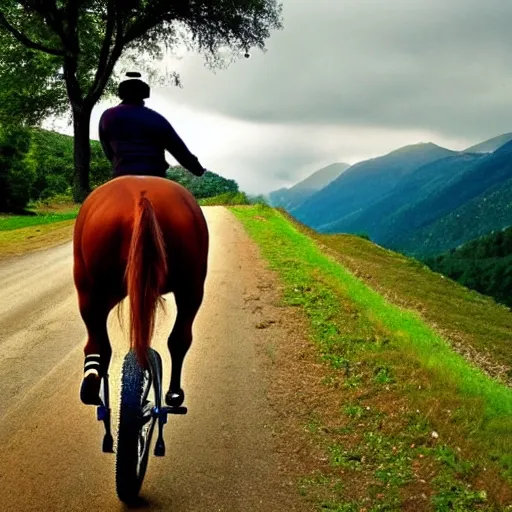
[99,72,207,178]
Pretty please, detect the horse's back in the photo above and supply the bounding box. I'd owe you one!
[73,176,208,292]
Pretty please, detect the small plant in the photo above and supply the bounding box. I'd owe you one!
[343,404,364,418]
[374,365,394,384]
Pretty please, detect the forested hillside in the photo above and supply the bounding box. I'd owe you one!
[0,127,239,212]
[383,139,512,254]
[424,226,512,308]
[325,152,485,238]
[166,166,239,198]
[0,126,110,212]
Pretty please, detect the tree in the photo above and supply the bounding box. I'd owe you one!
[0,124,32,211]
[0,1,283,201]
[166,165,238,199]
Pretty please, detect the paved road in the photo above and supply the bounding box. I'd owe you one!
[0,207,302,512]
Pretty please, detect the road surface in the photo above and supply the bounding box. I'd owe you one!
[0,207,304,512]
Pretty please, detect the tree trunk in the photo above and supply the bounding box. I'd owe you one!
[72,105,92,203]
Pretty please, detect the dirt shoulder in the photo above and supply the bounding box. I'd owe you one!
[234,213,343,510]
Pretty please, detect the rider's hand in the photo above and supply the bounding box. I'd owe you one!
[195,166,207,177]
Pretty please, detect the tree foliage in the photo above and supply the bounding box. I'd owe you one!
[0,127,242,211]
[424,227,512,309]
[0,0,283,200]
[166,165,238,199]
[0,124,32,211]
[25,128,111,200]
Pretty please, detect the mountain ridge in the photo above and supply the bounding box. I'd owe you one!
[283,131,512,255]
[293,142,454,229]
[268,161,349,210]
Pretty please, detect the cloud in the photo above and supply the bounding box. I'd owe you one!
[163,0,512,140]
[52,0,512,194]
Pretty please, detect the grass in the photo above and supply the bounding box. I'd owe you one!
[0,194,79,232]
[230,204,512,511]
[0,220,75,258]
[0,198,78,257]
[298,223,512,384]
[199,191,252,206]
[198,191,269,206]
[0,211,78,231]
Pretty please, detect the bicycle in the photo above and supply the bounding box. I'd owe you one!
[95,347,187,503]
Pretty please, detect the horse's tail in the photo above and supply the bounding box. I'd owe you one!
[125,192,167,367]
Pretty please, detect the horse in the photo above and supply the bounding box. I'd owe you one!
[73,175,209,407]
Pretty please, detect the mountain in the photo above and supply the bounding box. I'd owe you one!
[464,132,512,153]
[326,151,485,238]
[268,162,349,210]
[382,140,512,254]
[292,143,455,230]
[291,162,350,191]
[388,175,512,255]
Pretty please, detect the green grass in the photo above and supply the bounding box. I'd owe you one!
[0,211,78,231]
[0,197,78,255]
[1,194,79,231]
[198,191,269,206]
[231,205,512,510]
[301,225,512,380]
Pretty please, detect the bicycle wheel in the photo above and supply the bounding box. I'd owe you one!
[115,349,158,503]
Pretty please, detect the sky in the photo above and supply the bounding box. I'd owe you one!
[51,0,512,195]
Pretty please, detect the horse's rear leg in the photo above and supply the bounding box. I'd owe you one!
[165,282,204,407]
[78,290,115,406]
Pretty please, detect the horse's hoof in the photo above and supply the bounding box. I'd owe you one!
[80,374,102,406]
[165,389,184,407]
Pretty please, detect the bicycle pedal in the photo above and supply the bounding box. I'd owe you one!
[96,405,107,421]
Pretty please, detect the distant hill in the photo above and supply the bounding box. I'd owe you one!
[291,162,350,191]
[292,143,455,230]
[424,225,512,308]
[268,162,349,210]
[464,132,512,153]
[166,166,239,199]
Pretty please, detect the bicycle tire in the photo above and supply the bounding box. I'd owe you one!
[115,349,158,503]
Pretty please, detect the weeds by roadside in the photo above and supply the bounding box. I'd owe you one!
[231,205,512,511]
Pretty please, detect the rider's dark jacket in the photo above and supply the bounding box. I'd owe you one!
[99,102,205,178]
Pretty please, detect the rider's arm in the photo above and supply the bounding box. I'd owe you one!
[99,113,114,162]
[160,118,206,177]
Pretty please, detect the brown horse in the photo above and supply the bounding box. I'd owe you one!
[73,175,208,407]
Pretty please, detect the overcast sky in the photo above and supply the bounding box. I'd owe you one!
[57,0,512,194]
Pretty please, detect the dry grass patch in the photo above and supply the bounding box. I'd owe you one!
[0,220,74,259]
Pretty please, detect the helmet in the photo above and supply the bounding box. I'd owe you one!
[118,72,150,101]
